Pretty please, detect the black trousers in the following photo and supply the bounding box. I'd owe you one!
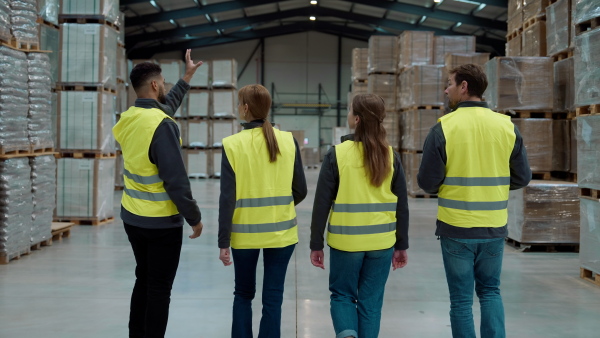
[124,223,183,338]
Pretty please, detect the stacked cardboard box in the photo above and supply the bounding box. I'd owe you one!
[433,36,476,65]
[60,0,119,25]
[522,21,547,56]
[397,65,445,110]
[444,53,490,70]
[212,59,237,88]
[398,31,434,70]
[399,109,444,151]
[37,0,59,26]
[553,58,575,112]
[573,29,600,107]
[523,0,549,23]
[512,118,553,172]
[546,0,571,56]
[351,48,368,81]
[367,74,396,112]
[368,36,397,74]
[401,152,429,197]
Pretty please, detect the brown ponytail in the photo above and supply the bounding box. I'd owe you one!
[238,84,280,162]
[352,94,391,187]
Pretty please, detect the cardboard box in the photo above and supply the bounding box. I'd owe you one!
[368,36,398,74]
[512,118,553,171]
[184,149,209,178]
[159,59,183,85]
[574,29,600,107]
[399,109,444,151]
[212,89,237,118]
[507,12,523,35]
[186,119,210,148]
[212,59,237,88]
[189,60,210,88]
[351,48,369,81]
[553,58,575,112]
[187,90,210,117]
[117,46,127,83]
[212,119,238,148]
[570,119,577,173]
[572,0,600,25]
[577,116,600,189]
[367,73,396,111]
[383,111,399,150]
[523,0,550,22]
[580,197,600,274]
[397,65,445,109]
[444,53,490,71]
[398,31,434,69]
[61,0,119,24]
[433,36,476,65]
[546,0,571,56]
[522,21,547,56]
[506,34,522,56]
[552,120,571,171]
[401,152,429,196]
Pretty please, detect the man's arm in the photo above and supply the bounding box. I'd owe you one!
[310,147,338,251]
[164,49,204,116]
[292,137,308,205]
[509,125,532,190]
[218,148,236,249]
[417,123,447,194]
[391,151,409,250]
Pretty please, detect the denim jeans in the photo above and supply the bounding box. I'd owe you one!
[440,236,506,338]
[231,244,296,338]
[329,247,393,338]
[124,223,183,338]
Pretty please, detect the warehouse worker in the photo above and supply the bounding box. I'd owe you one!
[218,84,307,338]
[417,64,531,338]
[112,49,204,338]
[310,94,409,338]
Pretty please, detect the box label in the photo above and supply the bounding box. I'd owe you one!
[79,161,92,170]
[82,93,95,103]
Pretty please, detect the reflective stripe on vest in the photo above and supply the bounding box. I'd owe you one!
[327,141,397,252]
[437,107,515,228]
[223,127,298,249]
[113,106,181,217]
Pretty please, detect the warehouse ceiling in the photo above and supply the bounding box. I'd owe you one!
[121,0,508,58]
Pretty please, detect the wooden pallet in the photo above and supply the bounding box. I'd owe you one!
[353,78,368,84]
[580,188,600,200]
[505,237,579,252]
[0,247,31,265]
[580,267,600,287]
[57,152,116,159]
[0,146,58,159]
[114,185,124,191]
[531,172,552,180]
[506,28,522,41]
[36,17,59,30]
[401,149,424,154]
[186,115,210,121]
[401,105,445,111]
[575,16,600,36]
[51,222,74,242]
[53,217,114,226]
[30,238,53,251]
[1,38,41,52]
[523,15,546,30]
[551,49,573,62]
[502,111,553,119]
[408,193,437,199]
[55,83,117,94]
[576,104,600,117]
[211,115,237,120]
[59,15,119,31]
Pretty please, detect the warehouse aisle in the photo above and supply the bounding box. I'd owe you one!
[1,169,600,338]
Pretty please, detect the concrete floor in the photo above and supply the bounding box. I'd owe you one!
[1,169,600,338]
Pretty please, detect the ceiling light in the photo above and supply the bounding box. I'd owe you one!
[455,22,462,28]
[310,0,317,4]
[433,0,443,3]
[309,16,316,21]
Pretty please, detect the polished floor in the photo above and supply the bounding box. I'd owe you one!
[1,169,600,338]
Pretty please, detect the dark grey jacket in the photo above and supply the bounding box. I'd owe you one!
[417,101,532,239]
[120,79,202,229]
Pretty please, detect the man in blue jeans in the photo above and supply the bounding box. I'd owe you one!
[417,64,531,338]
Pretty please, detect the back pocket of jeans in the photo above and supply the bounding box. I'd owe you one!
[442,238,468,255]
[483,239,504,257]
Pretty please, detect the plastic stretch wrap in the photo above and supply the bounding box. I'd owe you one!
[56,157,115,219]
[433,36,476,65]
[367,74,396,112]
[570,119,577,173]
[508,180,579,243]
[577,116,600,189]
[508,0,523,19]
[9,0,39,45]
[367,36,398,74]
[58,90,116,152]
[351,48,368,80]
[523,0,550,22]
[212,149,222,177]
[29,155,55,244]
[351,81,368,99]
[444,53,490,71]
[546,0,570,56]
[506,34,522,56]
[189,60,210,88]
[212,59,237,88]
[116,82,128,114]
[553,58,575,112]
[60,24,118,88]
[508,12,523,35]
[37,0,58,26]
[522,21,547,56]
[212,120,237,148]
[0,158,33,258]
[573,0,600,25]
[552,120,571,171]
[484,57,554,111]
[115,152,123,188]
[512,118,553,171]
[574,29,600,107]
[398,65,445,109]
[187,120,209,148]
[0,46,30,153]
[185,149,209,178]
[383,111,399,150]
[159,59,183,85]
[401,152,428,196]
[117,46,127,83]
[212,89,236,118]
[400,109,444,151]
[27,53,54,150]
[39,24,59,85]
[0,0,11,42]
[117,11,125,44]
[187,90,210,117]
[398,31,434,69]
[580,197,600,273]
[61,0,119,24]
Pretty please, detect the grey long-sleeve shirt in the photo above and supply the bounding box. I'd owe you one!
[120,79,202,229]
[417,101,532,239]
[310,134,410,251]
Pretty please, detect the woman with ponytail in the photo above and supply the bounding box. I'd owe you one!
[218,84,307,338]
[310,94,409,338]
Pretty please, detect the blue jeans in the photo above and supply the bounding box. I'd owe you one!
[440,237,505,338]
[231,244,296,338]
[329,247,393,338]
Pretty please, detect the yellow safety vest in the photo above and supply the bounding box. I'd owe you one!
[438,106,516,228]
[112,106,181,217]
[222,127,297,249]
[327,141,397,252]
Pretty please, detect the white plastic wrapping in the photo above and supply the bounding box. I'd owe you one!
[577,116,600,190]
[61,0,119,24]
[398,31,434,69]
[570,119,577,173]
[399,109,444,151]
[554,58,575,112]
[573,0,600,26]
[187,120,209,148]
[212,59,237,88]
[522,21,547,56]
[212,89,237,118]
[0,0,12,42]
[0,46,30,153]
[39,23,59,85]
[0,158,33,259]
[29,155,55,244]
[9,0,39,45]
[512,118,553,171]
[117,11,125,44]
[545,0,571,56]
[368,36,398,74]
[56,157,115,219]
[37,0,59,26]
[187,90,210,117]
[212,119,237,148]
[398,65,445,109]
[189,60,210,88]
[184,149,209,178]
[351,48,369,80]
[367,73,396,112]
[27,53,54,150]
[506,34,522,56]
[552,120,570,172]
[433,36,476,65]
[159,59,183,85]
[523,0,549,22]
[580,197,600,274]
[573,29,600,107]
[117,45,127,83]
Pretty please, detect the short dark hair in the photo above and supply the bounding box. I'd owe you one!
[449,64,488,99]
[130,62,162,91]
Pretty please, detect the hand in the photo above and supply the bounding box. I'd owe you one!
[392,249,408,270]
[189,221,203,239]
[182,49,203,83]
[220,248,232,266]
[310,250,325,269]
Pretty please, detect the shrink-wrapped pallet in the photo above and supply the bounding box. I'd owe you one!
[553,58,575,112]
[187,90,210,117]
[580,197,600,274]
[401,152,429,196]
[50,91,57,146]
[212,119,237,148]
[187,120,209,148]
[189,60,210,88]
[573,29,600,107]
[163,82,187,118]
[0,46,30,154]
[39,23,59,85]
[212,148,222,177]
[398,65,445,109]
[383,111,399,150]
[212,89,236,118]
[37,0,59,26]
[507,12,523,36]
[60,23,118,88]
[0,1,10,42]
[117,46,127,83]
[117,11,125,44]
[212,59,237,88]
[508,0,523,21]
[398,31,434,69]
[185,149,209,178]
[572,0,600,25]
[351,81,368,99]
[444,53,490,70]
[508,180,579,243]
[159,59,183,85]
[570,119,577,173]
[552,120,570,171]
[61,0,119,24]
[512,118,553,171]
[484,57,553,111]
[29,155,55,244]
[0,158,33,261]
[367,74,396,112]
[546,0,571,56]
[506,34,522,56]
[523,0,550,22]
[399,109,443,151]
[522,21,547,56]
[115,152,123,189]
[352,48,368,80]
[577,115,600,190]
[57,90,116,153]
[367,36,398,74]
[9,0,39,45]
[27,53,54,150]
[116,82,128,114]
[433,36,476,65]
